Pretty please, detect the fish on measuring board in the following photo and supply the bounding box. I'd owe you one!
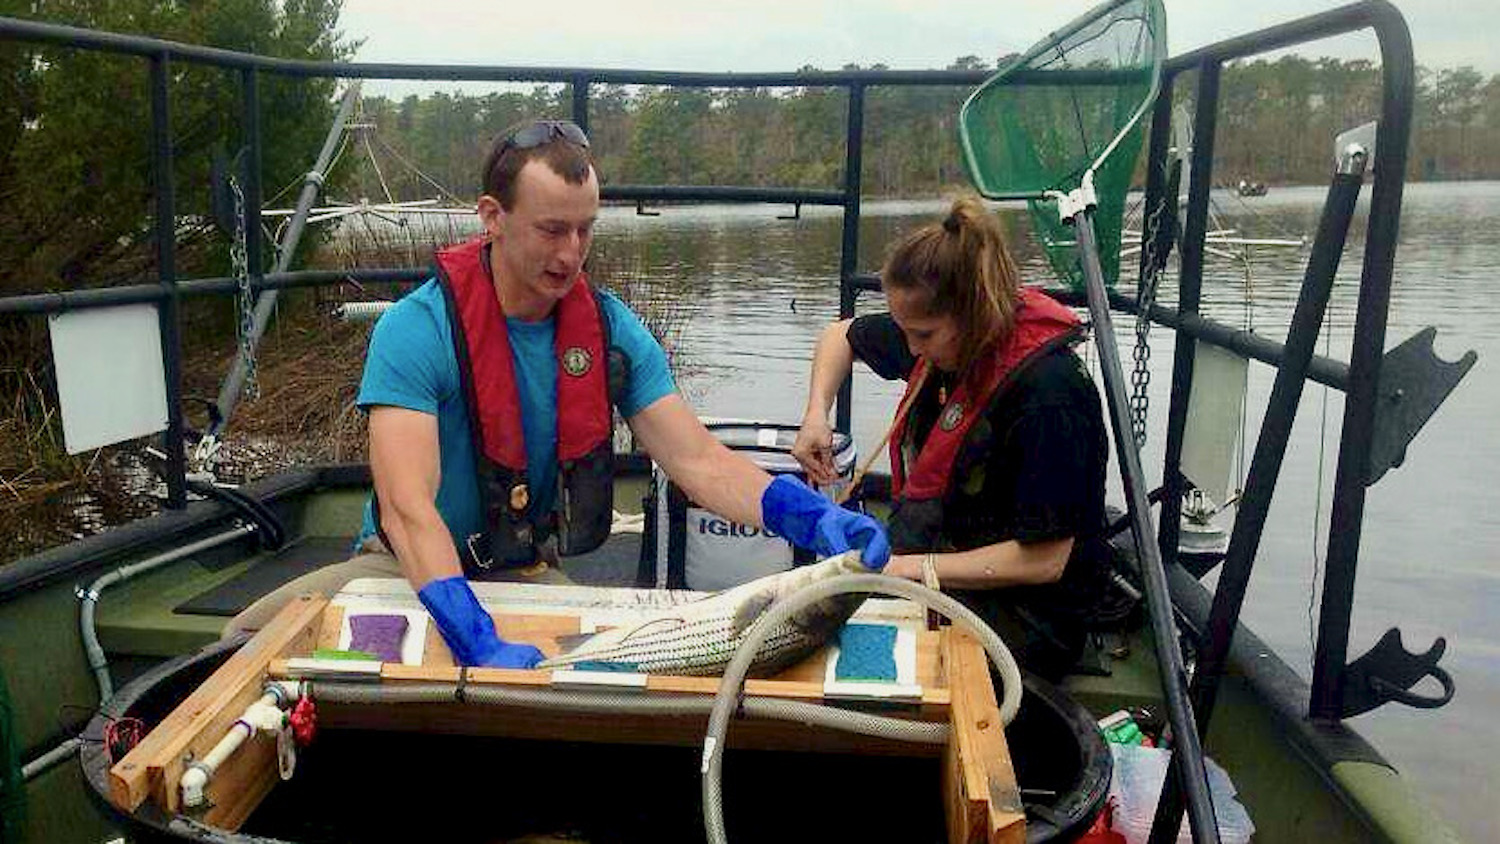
[537,551,870,677]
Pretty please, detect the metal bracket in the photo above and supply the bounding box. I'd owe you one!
[1334,121,1377,175]
[634,200,659,217]
[1050,170,1100,225]
[777,202,802,221]
[1366,327,1477,485]
[1339,627,1455,718]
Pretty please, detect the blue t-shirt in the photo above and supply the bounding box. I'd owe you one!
[356,278,675,550]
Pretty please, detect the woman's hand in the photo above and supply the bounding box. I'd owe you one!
[882,554,923,581]
[792,414,838,485]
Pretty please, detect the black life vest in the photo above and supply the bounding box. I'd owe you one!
[887,288,1082,553]
[434,237,623,575]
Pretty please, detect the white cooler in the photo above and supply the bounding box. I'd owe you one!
[636,421,856,591]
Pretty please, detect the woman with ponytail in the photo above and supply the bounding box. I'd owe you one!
[793,194,1112,680]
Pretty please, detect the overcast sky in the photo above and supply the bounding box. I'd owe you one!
[338,0,1495,90]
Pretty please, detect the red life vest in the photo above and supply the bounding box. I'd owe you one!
[888,288,1081,550]
[434,237,618,574]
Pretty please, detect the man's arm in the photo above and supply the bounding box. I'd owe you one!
[882,538,1073,588]
[628,392,889,569]
[627,394,771,527]
[368,405,464,589]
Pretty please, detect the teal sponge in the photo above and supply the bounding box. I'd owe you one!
[834,623,898,681]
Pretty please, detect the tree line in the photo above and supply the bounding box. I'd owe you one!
[0,0,352,290]
[3,3,1498,556]
[343,55,1500,210]
[4,1,1498,298]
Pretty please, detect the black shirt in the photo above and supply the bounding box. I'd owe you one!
[848,312,1113,678]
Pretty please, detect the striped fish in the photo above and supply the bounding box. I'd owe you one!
[538,551,868,677]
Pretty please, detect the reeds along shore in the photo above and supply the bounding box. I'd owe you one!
[0,220,692,566]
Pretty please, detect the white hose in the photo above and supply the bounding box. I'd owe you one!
[180,689,287,808]
[334,301,393,322]
[79,523,258,703]
[702,573,1023,844]
[20,736,82,781]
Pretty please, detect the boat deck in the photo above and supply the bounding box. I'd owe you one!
[93,483,653,658]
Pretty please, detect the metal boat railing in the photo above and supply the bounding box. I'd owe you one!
[0,5,1470,842]
[0,13,990,510]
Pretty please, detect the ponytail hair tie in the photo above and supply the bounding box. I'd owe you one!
[941,214,961,234]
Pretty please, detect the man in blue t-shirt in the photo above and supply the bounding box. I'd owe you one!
[228,120,889,667]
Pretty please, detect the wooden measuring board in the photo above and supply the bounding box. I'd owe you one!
[107,578,1023,842]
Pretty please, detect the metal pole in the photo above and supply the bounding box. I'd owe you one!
[1136,77,1175,275]
[1153,151,1368,839]
[1202,157,1367,723]
[242,69,264,311]
[1073,209,1220,844]
[1157,61,1219,568]
[834,83,864,436]
[150,53,187,509]
[571,74,590,136]
[210,82,361,437]
[1311,4,1416,720]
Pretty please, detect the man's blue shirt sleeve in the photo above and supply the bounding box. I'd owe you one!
[600,291,675,417]
[357,287,452,415]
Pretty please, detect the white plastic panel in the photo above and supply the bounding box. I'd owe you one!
[48,303,169,454]
[1180,340,1248,504]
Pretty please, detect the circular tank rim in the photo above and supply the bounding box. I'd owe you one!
[83,635,1110,843]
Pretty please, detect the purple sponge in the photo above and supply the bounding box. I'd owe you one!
[348,614,409,663]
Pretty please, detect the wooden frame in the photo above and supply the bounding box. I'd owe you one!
[943,628,1026,844]
[108,594,327,827]
[106,589,1024,841]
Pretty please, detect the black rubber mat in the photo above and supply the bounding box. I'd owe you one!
[174,537,355,616]
[558,532,641,587]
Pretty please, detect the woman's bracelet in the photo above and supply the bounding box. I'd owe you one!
[920,552,939,588]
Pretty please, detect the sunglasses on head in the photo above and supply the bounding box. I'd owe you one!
[501,120,590,154]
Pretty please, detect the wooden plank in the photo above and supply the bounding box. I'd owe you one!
[107,594,326,815]
[316,604,345,650]
[265,660,946,709]
[497,612,583,652]
[197,731,279,830]
[272,613,951,713]
[421,611,454,665]
[421,611,580,666]
[941,629,1025,844]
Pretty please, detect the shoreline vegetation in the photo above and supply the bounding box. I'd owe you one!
[4,0,1500,561]
[0,230,689,563]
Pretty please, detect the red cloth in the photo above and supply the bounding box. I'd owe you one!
[1076,796,1128,844]
[290,697,317,746]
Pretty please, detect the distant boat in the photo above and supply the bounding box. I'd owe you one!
[1237,178,1270,197]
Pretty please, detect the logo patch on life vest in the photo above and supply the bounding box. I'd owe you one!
[509,483,529,511]
[939,402,964,431]
[561,346,592,377]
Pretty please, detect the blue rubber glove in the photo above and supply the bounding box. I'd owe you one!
[761,475,890,570]
[417,575,544,668]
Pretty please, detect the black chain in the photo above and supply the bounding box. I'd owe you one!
[229,173,259,401]
[1129,178,1173,450]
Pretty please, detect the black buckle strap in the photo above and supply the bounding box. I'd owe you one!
[455,665,469,703]
[462,531,560,576]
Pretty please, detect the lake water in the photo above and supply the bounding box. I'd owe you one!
[577,182,1499,841]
